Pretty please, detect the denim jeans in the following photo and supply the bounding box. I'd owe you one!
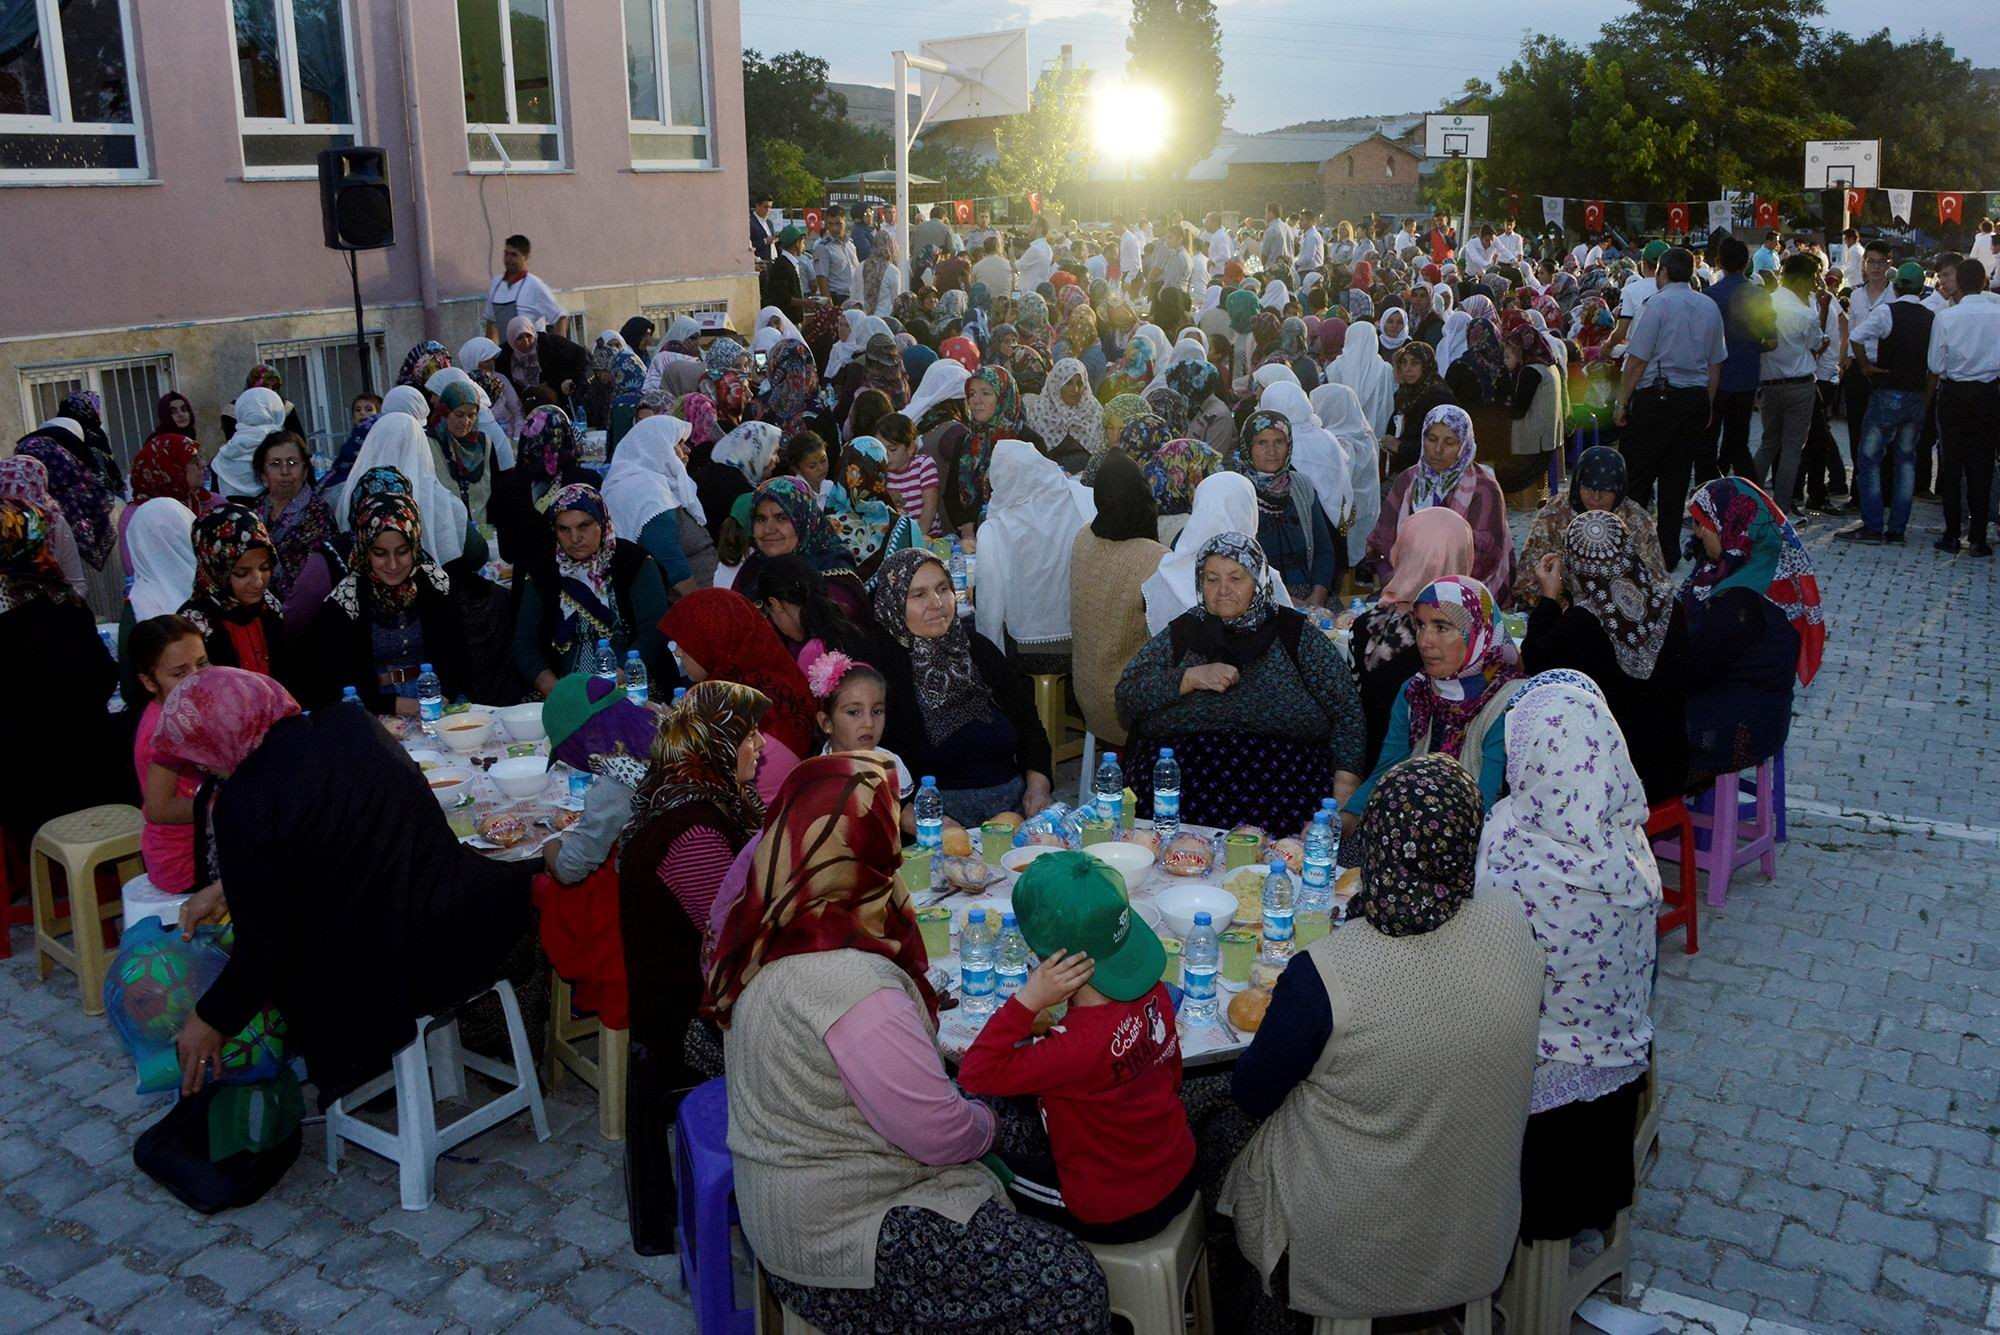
[1854,388,1927,536]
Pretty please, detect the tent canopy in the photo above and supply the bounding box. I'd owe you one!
[827,169,940,187]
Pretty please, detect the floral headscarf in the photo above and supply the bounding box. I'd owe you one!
[827,436,897,572]
[1236,409,1296,506]
[344,464,411,527]
[705,753,928,1027]
[0,499,69,613]
[336,492,446,617]
[1026,358,1106,457]
[678,392,721,446]
[14,427,115,570]
[1166,357,1218,407]
[659,589,818,759]
[1115,411,1174,467]
[1460,318,1509,402]
[1507,320,1556,369]
[1562,509,1675,680]
[1143,385,1190,438]
[1006,341,1050,395]
[1061,303,1099,356]
[520,405,579,486]
[1412,404,1477,510]
[749,475,857,580]
[397,341,452,389]
[1404,574,1521,759]
[860,333,909,402]
[702,337,747,380]
[592,332,646,394]
[548,483,621,657]
[629,679,770,842]
[244,363,284,395]
[153,667,301,777]
[953,366,1024,515]
[131,433,212,511]
[1682,478,1824,686]
[871,548,1000,746]
[759,339,821,441]
[1346,753,1483,937]
[188,502,280,612]
[1146,437,1224,516]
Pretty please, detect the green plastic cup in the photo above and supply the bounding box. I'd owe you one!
[981,822,1014,865]
[1224,834,1262,870]
[1161,937,1183,987]
[899,847,933,895]
[917,906,952,961]
[1219,930,1258,984]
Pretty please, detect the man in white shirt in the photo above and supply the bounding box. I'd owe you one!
[813,213,861,304]
[1928,258,2000,554]
[483,233,566,339]
[1973,219,1999,283]
[1259,202,1293,271]
[1493,219,1525,266]
[1840,260,1936,543]
[1394,218,1421,259]
[1570,237,1604,269]
[1841,239,1896,443]
[970,236,1014,299]
[1610,241,1668,352]
[1296,211,1325,274]
[1460,225,1496,276]
[1836,228,1865,290]
[1015,218,1055,293]
[1204,212,1234,265]
[1117,217,1144,286]
[1752,252,1831,508]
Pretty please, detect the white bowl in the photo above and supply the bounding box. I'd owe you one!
[425,765,477,807]
[1086,841,1156,898]
[1153,884,1238,942]
[1001,845,1061,875]
[437,711,496,753]
[495,702,546,742]
[490,756,549,801]
[406,748,449,773]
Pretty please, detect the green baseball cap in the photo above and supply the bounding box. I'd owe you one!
[1893,261,1927,295]
[1011,852,1165,1002]
[1641,239,1670,263]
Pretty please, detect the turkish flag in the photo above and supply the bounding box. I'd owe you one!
[953,199,974,225]
[1843,187,1868,218]
[1666,203,1691,235]
[803,208,822,234]
[1027,191,1043,216]
[1938,192,1966,226]
[1754,197,1780,230]
[1583,200,1606,232]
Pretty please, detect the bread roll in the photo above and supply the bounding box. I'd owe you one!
[1228,986,1273,1033]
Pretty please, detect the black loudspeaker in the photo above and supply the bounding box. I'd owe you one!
[317,147,394,251]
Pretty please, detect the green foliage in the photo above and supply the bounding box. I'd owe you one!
[1125,0,1230,181]
[993,62,1090,199]
[753,139,823,209]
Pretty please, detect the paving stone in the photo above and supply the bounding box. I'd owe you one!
[329,1291,450,1334]
[1708,1250,1820,1320]
[0,1229,100,1288]
[1834,1199,1939,1260]
[246,1264,369,1325]
[368,1201,484,1259]
[0,1283,64,1332]
[1773,1221,1884,1292]
[588,1279,698,1333]
[1878,1253,1992,1320]
[49,1256,170,1318]
[426,1267,538,1329]
[176,1242,291,1304]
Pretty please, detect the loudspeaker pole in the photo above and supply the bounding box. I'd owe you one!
[347,250,371,397]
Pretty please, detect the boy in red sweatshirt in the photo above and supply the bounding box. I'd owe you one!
[958,851,1198,1243]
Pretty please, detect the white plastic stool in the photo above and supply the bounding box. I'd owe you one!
[755,1262,828,1333]
[1082,1192,1213,1335]
[324,979,550,1210]
[1315,1296,1493,1334]
[119,872,184,935]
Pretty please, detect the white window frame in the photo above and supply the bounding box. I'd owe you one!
[621,0,714,170]
[455,0,566,173]
[0,0,149,185]
[224,0,362,180]
[19,353,176,475]
[255,331,386,462]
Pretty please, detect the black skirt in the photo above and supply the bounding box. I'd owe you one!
[1518,1075,1646,1240]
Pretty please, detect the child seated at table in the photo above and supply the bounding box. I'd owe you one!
[958,851,1198,1243]
[129,615,209,899]
[803,644,918,836]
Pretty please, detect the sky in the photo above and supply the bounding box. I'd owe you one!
[740,0,2000,134]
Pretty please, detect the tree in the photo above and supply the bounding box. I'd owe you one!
[740,48,882,194]
[992,62,1090,200]
[1125,0,1229,181]
[1807,31,2000,206]
[751,140,823,209]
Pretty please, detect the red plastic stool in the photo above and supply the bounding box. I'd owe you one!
[1645,797,1699,954]
[0,827,32,961]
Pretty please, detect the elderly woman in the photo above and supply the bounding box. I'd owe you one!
[512,483,672,698]
[709,753,1109,1333]
[1117,533,1364,833]
[165,668,532,1104]
[427,375,503,526]
[1524,510,1691,801]
[659,589,817,800]
[600,414,712,592]
[1141,471,1292,634]
[940,367,1027,539]
[1217,753,1543,1329]
[495,314,588,402]
[1366,405,1514,603]
[1343,575,1524,828]
[973,439,1089,669]
[1480,674,1658,1244]
[1025,358,1106,472]
[871,548,1053,824]
[210,387,288,500]
[305,493,465,715]
[178,503,291,685]
[1234,410,1339,606]
[1070,451,1168,749]
[1169,358,1235,460]
[1514,445,1666,608]
[248,430,338,630]
[1348,508,1477,772]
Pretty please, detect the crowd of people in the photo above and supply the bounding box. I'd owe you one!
[23,190,2000,1331]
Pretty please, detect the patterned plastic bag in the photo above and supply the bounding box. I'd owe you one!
[102,918,289,1094]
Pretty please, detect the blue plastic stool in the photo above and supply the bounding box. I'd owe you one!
[674,1077,753,1335]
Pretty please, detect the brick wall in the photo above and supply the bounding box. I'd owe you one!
[1318,140,1422,223]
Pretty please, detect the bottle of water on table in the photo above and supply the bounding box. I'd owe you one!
[1261,858,1295,966]
[948,538,968,596]
[1181,912,1219,1023]
[996,912,1030,1003]
[1152,748,1181,841]
[339,685,360,709]
[1300,812,1335,915]
[623,650,649,705]
[1094,751,1124,833]
[915,776,945,854]
[415,663,443,739]
[961,907,998,1019]
[593,637,617,683]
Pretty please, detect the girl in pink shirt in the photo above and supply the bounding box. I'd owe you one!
[129,615,209,896]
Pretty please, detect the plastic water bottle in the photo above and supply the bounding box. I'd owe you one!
[415,663,443,739]
[592,638,616,683]
[1300,812,1335,914]
[961,908,998,1019]
[948,538,968,597]
[623,650,649,706]
[1181,912,1220,1023]
[1261,858,1295,965]
[915,776,945,855]
[1348,596,1368,619]
[1152,748,1182,841]
[339,685,360,709]
[996,913,1031,1003]
[666,640,681,677]
[671,687,687,706]
[1094,751,1124,833]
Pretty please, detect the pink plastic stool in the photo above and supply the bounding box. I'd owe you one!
[1654,760,1778,907]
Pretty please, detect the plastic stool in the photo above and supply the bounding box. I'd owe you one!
[1644,798,1699,955]
[753,1263,826,1334]
[675,1077,754,1335]
[1315,1296,1493,1334]
[1670,760,1778,906]
[30,805,143,1016]
[324,978,550,1210]
[119,872,188,936]
[545,975,631,1141]
[2,826,34,962]
[1084,1192,1213,1335]
[1773,747,1787,843]
[1029,673,1085,766]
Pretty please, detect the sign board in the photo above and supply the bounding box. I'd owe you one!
[1804,139,1880,190]
[1424,113,1490,160]
[919,29,1031,124]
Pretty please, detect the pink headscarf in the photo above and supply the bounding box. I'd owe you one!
[1382,506,1477,607]
[154,667,301,776]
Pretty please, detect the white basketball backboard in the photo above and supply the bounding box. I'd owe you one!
[1804,139,1880,190]
[918,29,1031,124]
[1425,113,1490,160]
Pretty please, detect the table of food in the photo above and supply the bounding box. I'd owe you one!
[385,703,585,861]
[922,817,1359,1068]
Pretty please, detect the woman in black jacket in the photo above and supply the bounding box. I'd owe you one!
[1388,341,1455,473]
[510,484,672,698]
[304,495,468,715]
[488,404,597,569]
[495,316,588,406]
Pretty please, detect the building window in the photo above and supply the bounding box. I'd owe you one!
[228,0,358,177]
[622,0,710,167]
[457,0,563,170]
[641,299,728,332]
[253,333,384,463]
[1385,156,1395,179]
[20,354,173,477]
[1344,157,1353,179]
[0,0,147,182]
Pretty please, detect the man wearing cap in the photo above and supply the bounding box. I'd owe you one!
[759,223,810,323]
[1841,261,1937,543]
[957,852,1197,1243]
[1611,240,1669,348]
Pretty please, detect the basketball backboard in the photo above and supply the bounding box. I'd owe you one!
[1804,140,1880,190]
[918,29,1031,124]
[1425,113,1490,160]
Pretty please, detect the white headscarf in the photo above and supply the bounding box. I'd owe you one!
[973,439,1089,647]
[664,315,701,345]
[902,358,971,427]
[1478,677,1658,1076]
[379,384,429,421]
[457,336,501,370]
[754,305,804,344]
[750,326,785,357]
[1309,382,1382,565]
[1260,280,1291,311]
[426,366,515,470]
[1377,307,1412,352]
[335,413,468,564]
[1328,321,1397,438]
[1257,381,1352,531]
[125,497,197,622]
[602,414,705,537]
[711,421,781,487]
[1199,285,1223,313]
[1250,363,1301,392]
[1133,323,1171,372]
[823,309,871,381]
[1438,310,1472,374]
[1141,472,1293,634]
[212,387,285,498]
[1025,358,1106,457]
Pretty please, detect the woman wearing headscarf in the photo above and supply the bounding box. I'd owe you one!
[1572,295,1615,363]
[1025,357,1106,471]
[395,340,452,391]
[972,438,1089,670]
[1118,531,1364,833]
[162,666,531,1107]
[1140,471,1290,635]
[1255,381,1353,542]
[1367,405,1514,602]
[1096,335,1157,404]
[1342,574,1525,826]
[585,330,648,430]
[1678,478,1820,786]
[1168,357,1236,461]
[846,330,910,419]
[1055,303,1108,387]
[734,474,871,622]
[495,314,588,402]
[1325,319,1397,440]
[659,588,816,797]
[1347,507,1477,772]
[486,404,594,570]
[708,753,1108,1333]
[1069,451,1169,749]
[337,410,473,566]
[16,417,117,573]
[601,414,714,591]
[1479,675,1658,1243]
[1311,315,1348,371]
[1523,510,1690,801]
[640,318,706,398]
[1270,316,1320,389]
[903,356,970,447]
[178,503,291,683]
[208,387,287,500]
[1375,305,1413,360]
[120,497,198,648]
[1503,320,1566,471]
[1143,384,1191,439]
[1234,408,1340,609]
[242,429,339,629]
[1308,382,1382,571]
[938,366,1025,538]
[1514,445,1665,608]
[511,481,671,698]
[1139,436,1225,542]
[759,338,831,447]
[1013,290,1054,353]
[0,455,88,599]
[823,435,901,581]
[1386,340,1457,474]
[1217,753,1543,1331]
[871,548,1053,824]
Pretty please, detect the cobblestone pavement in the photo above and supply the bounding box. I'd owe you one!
[3,452,1996,1334]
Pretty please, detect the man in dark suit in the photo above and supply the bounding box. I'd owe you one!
[749,194,778,265]
[759,224,808,323]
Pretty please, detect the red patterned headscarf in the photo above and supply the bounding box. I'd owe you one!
[154,666,301,776]
[131,433,213,510]
[659,588,818,758]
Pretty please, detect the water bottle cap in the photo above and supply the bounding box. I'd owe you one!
[1159,747,1173,759]
[920,775,937,788]
[598,637,611,648]
[968,907,986,922]
[1193,911,1212,926]
[626,649,641,660]
[1313,810,1331,824]
[420,662,434,673]
[1001,912,1016,927]
[1267,857,1286,870]
[1103,752,1117,764]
